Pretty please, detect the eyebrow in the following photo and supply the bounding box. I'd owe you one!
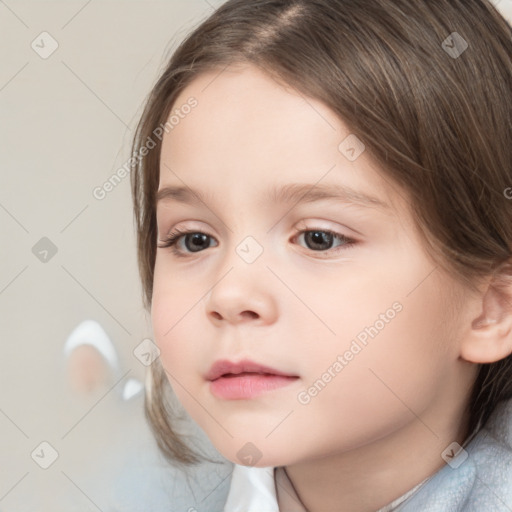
[156,182,390,210]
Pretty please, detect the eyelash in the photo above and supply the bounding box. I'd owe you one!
[157,226,357,258]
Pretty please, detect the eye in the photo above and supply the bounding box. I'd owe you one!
[292,227,357,255]
[157,228,217,257]
[157,226,357,257]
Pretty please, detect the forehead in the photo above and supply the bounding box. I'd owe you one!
[159,63,406,216]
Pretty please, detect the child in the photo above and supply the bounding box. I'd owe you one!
[130,0,512,510]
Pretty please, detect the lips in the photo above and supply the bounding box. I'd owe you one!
[205,359,297,381]
[206,359,300,400]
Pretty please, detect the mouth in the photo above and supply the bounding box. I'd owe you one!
[206,359,298,381]
[206,359,299,400]
[220,371,278,378]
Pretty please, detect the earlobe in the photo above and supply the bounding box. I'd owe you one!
[460,266,512,364]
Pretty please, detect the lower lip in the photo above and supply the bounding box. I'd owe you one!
[209,373,299,400]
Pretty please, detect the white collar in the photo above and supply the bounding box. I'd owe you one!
[223,465,280,512]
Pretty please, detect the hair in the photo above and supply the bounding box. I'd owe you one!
[130,0,512,465]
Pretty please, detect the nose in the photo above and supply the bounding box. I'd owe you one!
[204,266,278,326]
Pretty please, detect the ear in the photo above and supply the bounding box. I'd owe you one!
[460,262,512,364]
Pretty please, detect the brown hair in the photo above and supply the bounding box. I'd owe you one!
[130,0,512,465]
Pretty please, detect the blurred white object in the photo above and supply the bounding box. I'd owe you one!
[122,377,144,401]
[64,319,122,396]
[64,319,119,372]
[64,319,144,400]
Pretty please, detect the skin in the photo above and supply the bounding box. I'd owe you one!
[151,63,512,511]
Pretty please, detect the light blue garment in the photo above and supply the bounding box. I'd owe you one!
[397,396,512,511]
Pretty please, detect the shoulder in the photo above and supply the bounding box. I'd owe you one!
[401,396,512,511]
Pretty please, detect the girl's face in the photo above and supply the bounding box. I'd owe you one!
[152,63,475,468]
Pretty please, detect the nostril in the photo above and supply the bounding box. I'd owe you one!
[241,311,258,319]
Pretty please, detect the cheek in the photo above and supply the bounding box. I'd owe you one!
[293,253,455,434]
[315,276,451,418]
[288,259,407,366]
[150,287,209,418]
[150,270,201,376]
[288,294,453,461]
